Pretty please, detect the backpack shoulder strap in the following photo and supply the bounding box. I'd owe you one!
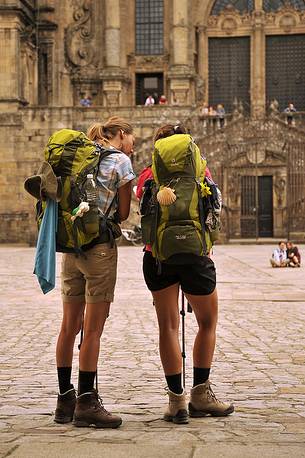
[96,145,121,167]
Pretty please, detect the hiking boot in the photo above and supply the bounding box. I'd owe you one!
[54,387,76,423]
[189,380,234,417]
[163,389,188,424]
[73,389,122,428]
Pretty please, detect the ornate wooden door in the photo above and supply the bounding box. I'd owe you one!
[266,34,305,111]
[208,37,250,113]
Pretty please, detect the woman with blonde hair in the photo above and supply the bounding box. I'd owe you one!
[55,117,135,428]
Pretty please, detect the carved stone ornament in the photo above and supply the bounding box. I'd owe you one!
[246,145,266,164]
[196,76,205,105]
[208,3,251,28]
[104,91,120,107]
[227,172,240,205]
[269,99,280,117]
[274,173,286,207]
[221,16,238,34]
[279,13,297,32]
[265,3,301,27]
[20,25,36,46]
[208,16,219,27]
[65,0,95,68]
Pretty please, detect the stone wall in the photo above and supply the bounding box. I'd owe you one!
[0,105,194,244]
[1,106,305,244]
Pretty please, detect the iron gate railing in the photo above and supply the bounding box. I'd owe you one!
[286,142,305,237]
[206,138,305,240]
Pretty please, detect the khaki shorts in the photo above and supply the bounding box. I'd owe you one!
[61,243,117,304]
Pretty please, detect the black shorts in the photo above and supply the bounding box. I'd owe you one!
[143,251,216,296]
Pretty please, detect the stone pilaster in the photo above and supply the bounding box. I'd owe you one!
[0,15,22,111]
[0,2,37,110]
[196,25,208,105]
[168,0,192,105]
[255,0,263,9]
[102,0,124,106]
[251,5,266,118]
[105,0,120,67]
[172,0,188,66]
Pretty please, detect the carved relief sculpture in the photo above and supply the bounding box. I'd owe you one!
[65,0,94,68]
[65,0,101,104]
[274,173,286,207]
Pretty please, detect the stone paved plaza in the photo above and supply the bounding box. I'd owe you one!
[1,244,305,458]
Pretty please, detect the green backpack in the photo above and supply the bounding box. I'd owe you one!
[142,134,213,263]
[37,129,115,253]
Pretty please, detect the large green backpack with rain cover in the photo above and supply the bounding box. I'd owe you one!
[141,134,213,263]
[37,129,117,253]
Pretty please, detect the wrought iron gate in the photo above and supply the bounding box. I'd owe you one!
[208,37,250,113]
[217,138,305,240]
[286,142,305,237]
[266,34,305,111]
[240,175,273,238]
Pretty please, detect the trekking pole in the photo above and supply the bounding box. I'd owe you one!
[78,316,84,351]
[78,314,98,392]
[180,291,186,389]
[77,316,84,395]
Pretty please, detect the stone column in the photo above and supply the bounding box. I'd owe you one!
[251,0,265,118]
[172,0,188,66]
[197,25,208,105]
[103,0,124,106]
[0,17,21,111]
[168,0,193,105]
[105,0,120,67]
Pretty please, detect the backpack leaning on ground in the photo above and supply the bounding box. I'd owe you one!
[30,129,118,253]
[140,133,221,263]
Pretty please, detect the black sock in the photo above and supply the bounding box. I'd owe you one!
[78,371,96,395]
[57,367,73,394]
[165,373,183,394]
[193,367,210,387]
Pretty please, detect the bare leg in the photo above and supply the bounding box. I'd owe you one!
[152,283,181,375]
[292,255,299,265]
[185,289,218,368]
[56,302,85,367]
[79,301,110,371]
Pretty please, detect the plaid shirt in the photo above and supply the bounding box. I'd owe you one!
[96,146,136,217]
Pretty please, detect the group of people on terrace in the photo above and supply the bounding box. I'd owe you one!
[144,93,168,105]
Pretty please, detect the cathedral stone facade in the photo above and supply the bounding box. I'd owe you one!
[0,0,305,244]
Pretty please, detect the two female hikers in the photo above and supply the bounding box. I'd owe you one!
[54,120,233,427]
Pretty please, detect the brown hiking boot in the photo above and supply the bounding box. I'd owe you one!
[163,389,188,424]
[73,389,122,428]
[54,387,76,423]
[189,380,234,417]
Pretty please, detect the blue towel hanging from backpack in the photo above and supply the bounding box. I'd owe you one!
[34,198,58,294]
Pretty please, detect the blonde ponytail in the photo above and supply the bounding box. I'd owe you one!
[87,123,109,145]
[87,117,133,145]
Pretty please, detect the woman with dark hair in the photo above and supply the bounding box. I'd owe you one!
[137,123,234,424]
[55,117,135,428]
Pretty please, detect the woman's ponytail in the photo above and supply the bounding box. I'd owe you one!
[87,117,133,145]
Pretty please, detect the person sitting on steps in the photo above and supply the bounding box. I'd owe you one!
[270,241,289,268]
[286,241,301,267]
